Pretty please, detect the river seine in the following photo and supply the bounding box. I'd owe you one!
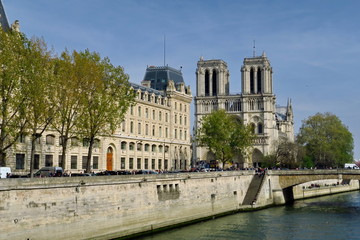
[137,191,360,240]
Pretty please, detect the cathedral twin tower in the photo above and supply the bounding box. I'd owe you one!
[194,52,294,168]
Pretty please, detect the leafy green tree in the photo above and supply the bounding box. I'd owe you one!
[0,29,28,166]
[196,109,254,167]
[75,50,135,173]
[21,37,56,177]
[297,112,353,168]
[264,136,301,169]
[51,50,83,170]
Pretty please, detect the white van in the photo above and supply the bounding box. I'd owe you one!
[0,167,11,178]
[344,163,359,169]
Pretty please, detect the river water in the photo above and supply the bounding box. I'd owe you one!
[137,191,360,240]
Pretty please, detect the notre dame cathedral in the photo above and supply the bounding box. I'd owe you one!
[194,52,294,168]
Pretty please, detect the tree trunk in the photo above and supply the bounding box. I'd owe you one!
[61,137,68,170]
[0,150,6,167]
[86,138,94,173]
[29,135,37,178]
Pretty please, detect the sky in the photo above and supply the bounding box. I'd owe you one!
[3,0,360,160]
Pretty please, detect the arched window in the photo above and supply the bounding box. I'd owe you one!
[145,144,150,151]
[250,68,255,94]
[205,70,210,96]
[137,143,142,151]
[152,144,157,152]
[121,141,127,150]
[250,123,256,134]
[257,68,262,93]
[46,134,55,145]
[258,123,263,134]
[94,138,100,148]
[212,69,217,96]
[129,142,135,151]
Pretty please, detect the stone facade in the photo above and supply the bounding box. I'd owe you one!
[8,75,192,174]
[194,53,294,168]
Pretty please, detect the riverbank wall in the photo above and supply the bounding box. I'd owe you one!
[0,171,358,239]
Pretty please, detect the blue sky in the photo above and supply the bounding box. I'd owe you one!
[4,0,360,159]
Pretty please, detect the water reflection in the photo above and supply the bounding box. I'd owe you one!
[136,191,360,240]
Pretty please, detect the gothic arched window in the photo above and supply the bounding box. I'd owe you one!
[258,123,263,134]
[250,68,255,94]
[212,69,217,96]
[205,70,210,96]
[257,68,262,93]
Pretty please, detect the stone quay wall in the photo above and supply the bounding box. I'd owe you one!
[0,171,358,240]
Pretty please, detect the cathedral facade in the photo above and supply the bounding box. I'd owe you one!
[194,53,294,168]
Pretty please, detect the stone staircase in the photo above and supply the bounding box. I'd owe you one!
[242,173,265,205]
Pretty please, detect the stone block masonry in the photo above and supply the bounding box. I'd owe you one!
[0,172,254,240]
[0,170,358,239]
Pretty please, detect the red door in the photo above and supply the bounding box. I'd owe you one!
[106,150,113,171]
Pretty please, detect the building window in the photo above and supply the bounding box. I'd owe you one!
[258,123,263,134]
[129,158,134,169]
[153,110,156,120]
[82,156,87,169]
[165,128,168,138]
[83,138,90,147]
[34,154,40,169]
[137,158,141,169]
[138,122,141,134]
[18,134,26,143]
[165,113,168,122]
[158,159,162,170]
[45,155,53,167]
[130,121,134,134]
[94,139,100,148]
[180,130,182,140]
[93,156,99,169]
[165,145,169,153]
[137,143,142,151]
[184,116,187,125]
[145,108,149,118]
[180,116,182,125]
[121,121,126,132]
[175,129,177,139]
[145,158,149,169]
[138,106,141,117]
[130,105,134,115]
[145,144,150,151]
[121,141,127,150]
[159,126,162,137]
[71,156,77,169]
[159,111,162,121]
[46,135,55,145]
[121,157,125,169]
[146,124,149,135]
[175,102,177,110]
[175,114,177,124]
[185,131,187,140]
[129,142,135,151]
[152,144,156,152]
[158,145,163,152]
[71,137,79,147]
[250,68,255,94]
[180,103,182,111]
[164,159,168,170]
[152,125,155,136]
[152,159,155,169]
[16,154,25,169]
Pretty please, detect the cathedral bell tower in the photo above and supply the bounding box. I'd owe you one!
[196,57,230,97]
[241,52,273,95]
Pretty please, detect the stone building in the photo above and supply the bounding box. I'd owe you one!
[10,66,192,174]
[194,53,294,168]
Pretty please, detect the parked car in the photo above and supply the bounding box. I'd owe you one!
[34,167,63,177]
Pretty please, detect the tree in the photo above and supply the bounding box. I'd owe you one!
[297,112,353,168]
[263,136,301,169]
[75,50,135,173]
[21,37,55,177]
[196,109,254,167]
[51,50,82,170]
[0,29,28,166]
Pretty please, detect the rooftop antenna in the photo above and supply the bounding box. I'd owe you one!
[253,40,256,57]
[163,35,166,66]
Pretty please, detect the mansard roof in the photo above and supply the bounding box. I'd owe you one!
[143,65,184,91]
[130,82,165,97]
